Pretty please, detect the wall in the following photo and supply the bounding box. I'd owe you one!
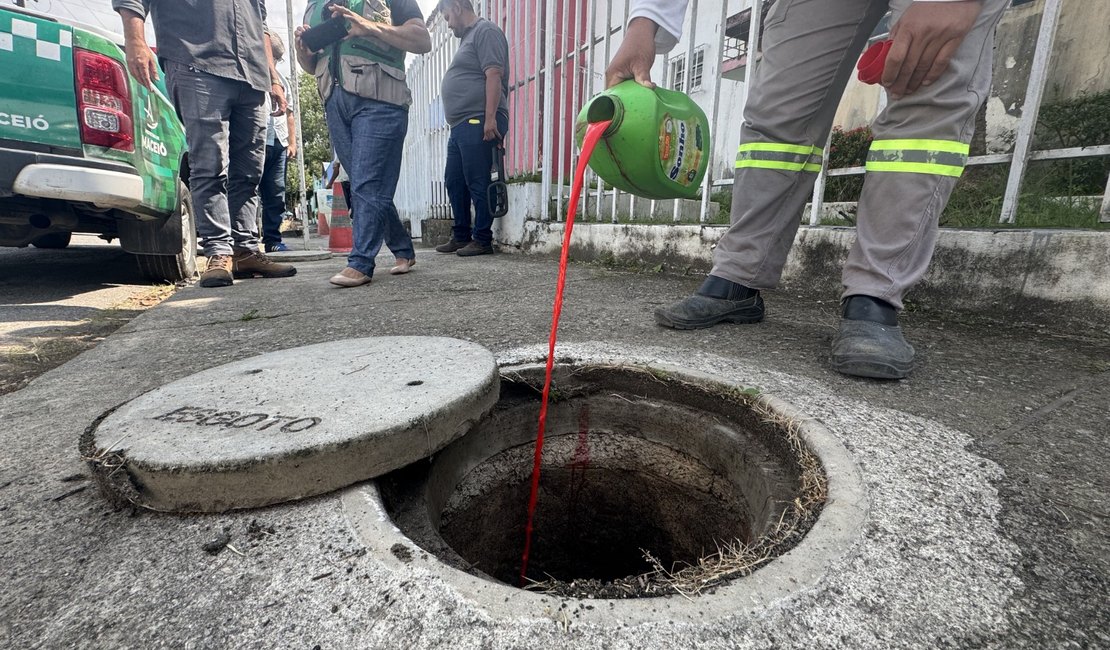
[490,184,1110,329]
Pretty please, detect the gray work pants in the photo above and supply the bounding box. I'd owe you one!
[712,0,1010,309]
[164,61,267,257]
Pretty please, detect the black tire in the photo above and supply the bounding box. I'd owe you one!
[135,181,198,283]
[31,232,72,249]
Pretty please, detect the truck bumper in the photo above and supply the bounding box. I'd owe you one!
[0,147,143,210]
[14,163,143,210]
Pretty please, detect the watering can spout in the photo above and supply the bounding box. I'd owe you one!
[584,94,624,136]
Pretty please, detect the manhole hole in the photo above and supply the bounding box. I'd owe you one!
[376,362,831,600]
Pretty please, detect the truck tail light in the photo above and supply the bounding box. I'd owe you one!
[75,48,134,152]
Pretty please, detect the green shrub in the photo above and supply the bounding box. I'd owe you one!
[1034,89,1110,195]
[824,126,872,202]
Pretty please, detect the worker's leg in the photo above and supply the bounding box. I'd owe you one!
[831,0,1011,379]
[656,0,888,330]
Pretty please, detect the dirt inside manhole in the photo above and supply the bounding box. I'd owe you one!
[379,364,827,599]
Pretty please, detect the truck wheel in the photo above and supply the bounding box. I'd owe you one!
[135,181,198,283]
[31,232,72,249]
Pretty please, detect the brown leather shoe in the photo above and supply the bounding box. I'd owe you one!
[329,267,372,287]
[232,248,297,279]
[199,254,234,288]
[389,258,415,275]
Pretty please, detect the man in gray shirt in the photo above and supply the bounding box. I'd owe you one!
[434,0,510,257]
[114,0,296,287]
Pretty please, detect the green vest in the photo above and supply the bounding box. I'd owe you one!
[306,0,411,107]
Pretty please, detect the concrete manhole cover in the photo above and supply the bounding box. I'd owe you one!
[81,337,499,512]
[344,359,866,624]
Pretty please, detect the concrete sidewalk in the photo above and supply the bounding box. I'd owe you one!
[1,242,1107,648]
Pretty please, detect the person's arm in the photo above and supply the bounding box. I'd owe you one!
[263,31,288,115]
[286,109,297,158]
[605,0,690,88]
[626,0,690,53]
[605,17,660,89]
[483,67,503,141]
[474,28,508,141]
[881,0,983,99]
[114,2,158,89]
[330,7,432,54]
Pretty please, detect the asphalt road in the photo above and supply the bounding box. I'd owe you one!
[0,234,175,395]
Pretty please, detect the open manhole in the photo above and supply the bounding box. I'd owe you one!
[377,362,829,599]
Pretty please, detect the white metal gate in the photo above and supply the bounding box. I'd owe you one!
[397,0,1110,237]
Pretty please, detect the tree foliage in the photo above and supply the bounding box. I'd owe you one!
[285,72,332,206]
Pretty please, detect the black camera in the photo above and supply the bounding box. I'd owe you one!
[301,1,351,52]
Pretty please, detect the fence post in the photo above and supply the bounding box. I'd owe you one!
[540,0,557,221]
[1101,170,1110,223]
[809,130,833,226]
[700,0,730,224]
[999,0,1062,224]
[284,0,311,248]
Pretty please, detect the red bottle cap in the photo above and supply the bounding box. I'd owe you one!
[857,39,892,85]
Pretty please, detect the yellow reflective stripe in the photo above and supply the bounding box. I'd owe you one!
[738,142,823,156]
[869,139,969,155]
[865,161,965,177]
[737,159,822,172]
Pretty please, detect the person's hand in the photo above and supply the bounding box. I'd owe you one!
[269,82,288,116]
[287,142,297,158]
[124,37,159,90]
[882,0,983,99]
[483,119,502,142]
[332,5,383,40]
[605,17,659,88]
[294,24,317,55]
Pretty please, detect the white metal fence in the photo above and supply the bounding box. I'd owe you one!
[396,0,1110,237]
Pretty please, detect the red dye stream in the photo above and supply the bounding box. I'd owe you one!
[519,119,611,585]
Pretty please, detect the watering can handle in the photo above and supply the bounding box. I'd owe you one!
[488,138,509,219]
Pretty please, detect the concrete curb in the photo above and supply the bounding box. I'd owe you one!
[195,249,334,262]
[263,249,334,262]
[499,222,1110,329]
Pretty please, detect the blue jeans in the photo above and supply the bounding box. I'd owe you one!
[260,143,287,245]
[164,60,266,256]
[445,113,509,245]
[324,89,414,276]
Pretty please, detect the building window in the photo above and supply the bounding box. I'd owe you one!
[690,47,706,90]
[671,54,686,92]
[670,46,706,92]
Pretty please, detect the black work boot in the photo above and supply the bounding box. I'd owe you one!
[654,275,764,330]
[435,239,467,253]
[456,240,494,257]
[830,295,915,380]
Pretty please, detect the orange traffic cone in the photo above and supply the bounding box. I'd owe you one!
[327,182,352,253]
[316,208,330,237]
